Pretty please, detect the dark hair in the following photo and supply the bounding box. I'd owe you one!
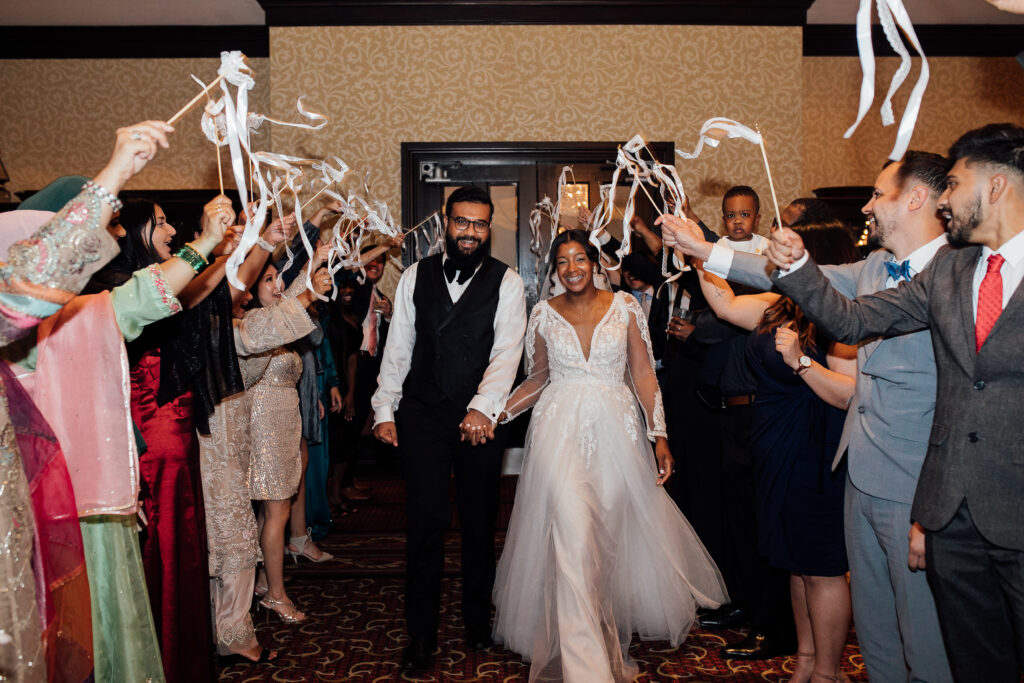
[883,150,952,197]
[246,260,278,310]
[550,229,600,266]
[948,123,1024,180]
[445,185,494,221]
[756,220,858,352]
[722,185,760,214]
[621,253,662,288]
[786,198,839,227]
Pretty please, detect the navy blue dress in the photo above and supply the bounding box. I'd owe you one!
[746,329,848,577]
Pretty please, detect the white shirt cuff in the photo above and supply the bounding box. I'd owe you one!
[373,405,395,427]
[776,251,810,277]
[705,242,735,278]
[467,395,499,422]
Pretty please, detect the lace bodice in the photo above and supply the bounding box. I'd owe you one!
[504,291,666,440]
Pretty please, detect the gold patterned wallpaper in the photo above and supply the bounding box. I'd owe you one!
[268,25,804,230]
[802,56,1024,193]
[3,36,1023,235]
[0,58,270,194]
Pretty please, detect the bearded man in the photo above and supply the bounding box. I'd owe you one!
[372,185,527,671]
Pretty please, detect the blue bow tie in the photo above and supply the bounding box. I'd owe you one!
[884,259,912,282]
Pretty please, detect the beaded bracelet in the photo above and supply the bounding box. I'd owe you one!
[256,236,276,252]
[83,180,124,212]
[175,243,208,273]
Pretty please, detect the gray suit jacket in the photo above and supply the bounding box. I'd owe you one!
[728,250,937,504]
[772,246,1024,549]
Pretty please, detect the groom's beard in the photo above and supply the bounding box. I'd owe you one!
[445,233,490,271]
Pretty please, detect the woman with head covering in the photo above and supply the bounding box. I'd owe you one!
[0,119,173,682]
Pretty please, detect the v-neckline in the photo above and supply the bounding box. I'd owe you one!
[546,293,617,363]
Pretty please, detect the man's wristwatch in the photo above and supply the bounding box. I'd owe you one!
[794,355,812,375]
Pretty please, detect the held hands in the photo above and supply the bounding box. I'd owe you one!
[460,409,495,446]
[773,324,804,370]
[765,227,806,269]
[654,438,674,486]
[373,421,398,447]
[95,121,174,193]
[908,522,926,571]
[655,214,711,261]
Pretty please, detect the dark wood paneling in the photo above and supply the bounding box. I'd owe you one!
[0,25,269,60]
[804,24,1023,58]
[259,0,814,27]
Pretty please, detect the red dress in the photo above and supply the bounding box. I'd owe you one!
[130,349,215,683]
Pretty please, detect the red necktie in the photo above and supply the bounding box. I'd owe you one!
[975,253,1006,353]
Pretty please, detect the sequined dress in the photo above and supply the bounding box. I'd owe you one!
[248,347,304,500]
[492,292,728,682]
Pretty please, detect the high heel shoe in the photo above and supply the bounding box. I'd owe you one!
[254,580,269,599]
[259,596,307,623]
[287,529,334,564]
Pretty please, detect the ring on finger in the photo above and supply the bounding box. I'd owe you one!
[131,130,142,140]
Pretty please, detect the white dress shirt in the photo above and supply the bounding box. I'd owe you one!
[972,228,1024,318]
[371,256,527,426]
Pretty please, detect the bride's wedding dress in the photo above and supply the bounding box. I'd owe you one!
[492,291,728,683]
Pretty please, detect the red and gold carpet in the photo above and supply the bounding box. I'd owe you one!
[218,477,868,682]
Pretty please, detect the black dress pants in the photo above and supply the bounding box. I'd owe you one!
[927,500,1024,683]
[397,396,505,643]
[721,403,794,643]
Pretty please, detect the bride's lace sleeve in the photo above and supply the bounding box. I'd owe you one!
[501,304,549,422]
[623,294,668,440]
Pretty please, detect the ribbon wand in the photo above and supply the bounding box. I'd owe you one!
[167,74,226,125]
[403,210,440,235]
[755,125,782,231]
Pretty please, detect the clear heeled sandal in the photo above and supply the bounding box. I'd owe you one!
[259,596,307,623]
[287,528,334,564]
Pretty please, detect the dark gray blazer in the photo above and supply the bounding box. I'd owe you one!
[772,245,1024,550]
[727,250,938,505]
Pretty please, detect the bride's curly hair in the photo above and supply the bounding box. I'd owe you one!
[755,220,859,353]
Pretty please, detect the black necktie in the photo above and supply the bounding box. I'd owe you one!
[443,259,474,285]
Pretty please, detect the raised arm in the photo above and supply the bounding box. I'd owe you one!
[623,295,673,485]
[500,305,550,422]
[696,262,779,331]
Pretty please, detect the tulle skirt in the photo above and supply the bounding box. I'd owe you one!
[492,380,728,682]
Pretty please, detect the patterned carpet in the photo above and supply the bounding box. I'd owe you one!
[217,476,868,682]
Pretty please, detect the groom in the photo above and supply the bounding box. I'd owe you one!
[372,185,527,671]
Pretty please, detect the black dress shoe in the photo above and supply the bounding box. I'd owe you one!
[466,630,493,651]
[721,631,790,660]
[698,605,749,629]
[402,637,436,671]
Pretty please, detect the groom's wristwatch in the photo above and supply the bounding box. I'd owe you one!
[794,355,812,376]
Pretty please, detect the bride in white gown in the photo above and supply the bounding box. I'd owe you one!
[492,230,728,683]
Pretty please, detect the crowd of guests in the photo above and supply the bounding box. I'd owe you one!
[1,119,1023,683]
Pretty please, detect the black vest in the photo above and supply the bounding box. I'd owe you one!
[402,254,508,410]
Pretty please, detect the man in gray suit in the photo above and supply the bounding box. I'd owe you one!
[760,124,1024,683]
[660,151,954,683]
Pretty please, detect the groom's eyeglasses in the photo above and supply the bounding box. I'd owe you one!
[451,216,491,234]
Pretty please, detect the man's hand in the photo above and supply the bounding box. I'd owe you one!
[459,409,495,446]
[766,227,806,269]
[374,421,398,447]
[667,316,695,342]
[655,214,712,262]
[908,522,927,571]
[374,294,393,320]
[654,438,673,486]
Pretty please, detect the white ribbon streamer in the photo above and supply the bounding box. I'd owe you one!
[843,0,929,160]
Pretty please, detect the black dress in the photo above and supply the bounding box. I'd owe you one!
[745,329,848,577]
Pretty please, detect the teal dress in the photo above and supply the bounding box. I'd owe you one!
[305,321,340,540]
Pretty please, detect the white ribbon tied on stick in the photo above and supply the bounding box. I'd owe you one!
[844,0,929,161]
